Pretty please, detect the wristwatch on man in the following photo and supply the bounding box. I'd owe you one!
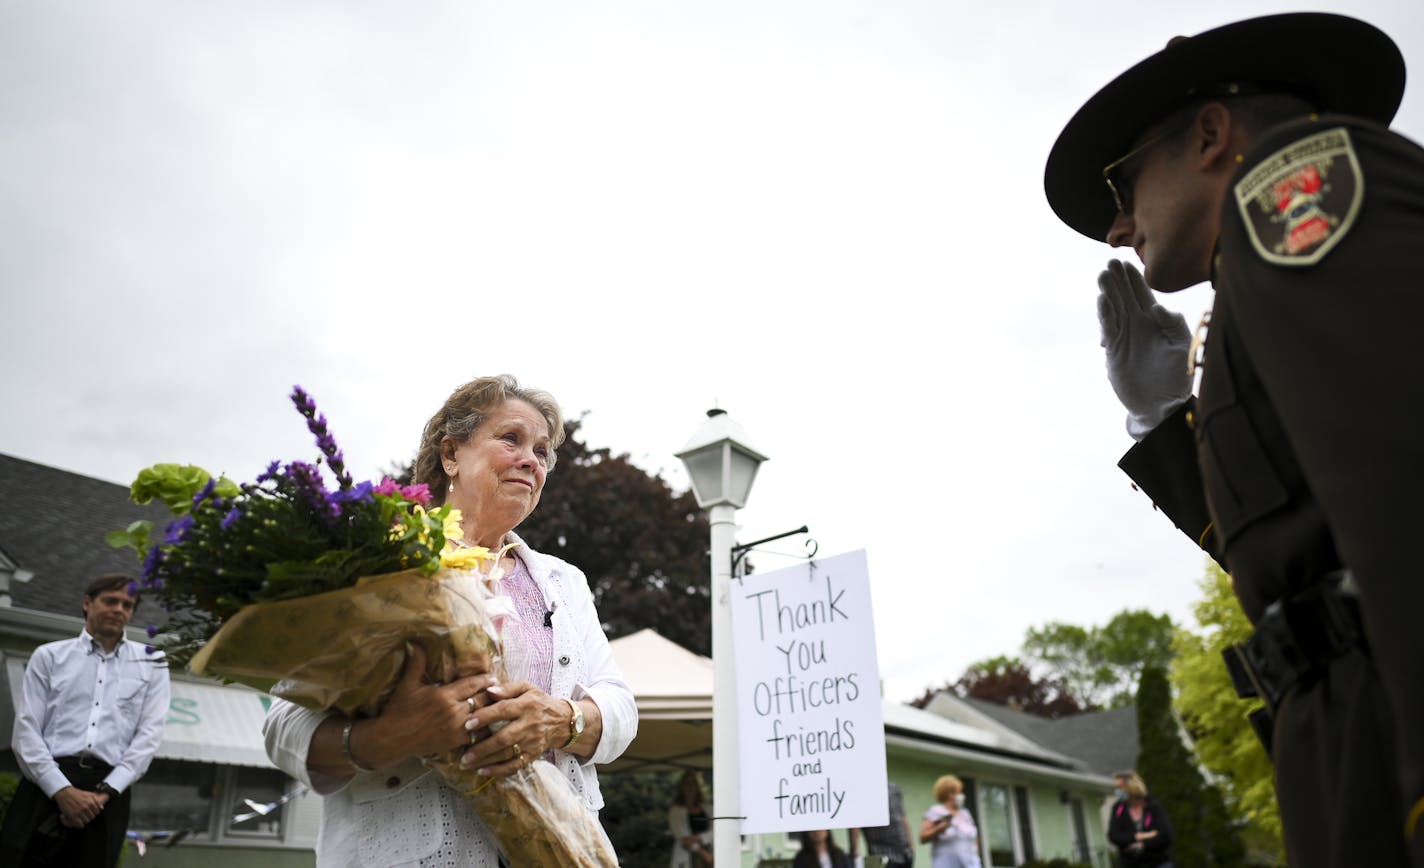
[562,698,585,751]
[94,782,120,800]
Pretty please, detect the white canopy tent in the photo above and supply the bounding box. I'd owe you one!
[603,628,713,773]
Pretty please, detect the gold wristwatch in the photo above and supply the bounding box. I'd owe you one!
[562,698,585,751]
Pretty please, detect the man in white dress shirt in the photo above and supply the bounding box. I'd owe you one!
[0,574,170,867]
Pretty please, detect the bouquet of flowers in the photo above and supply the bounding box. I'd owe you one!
[109,387,616,867]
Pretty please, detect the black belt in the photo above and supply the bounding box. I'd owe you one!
[1222,570,1366,755]
[57,755,113,773]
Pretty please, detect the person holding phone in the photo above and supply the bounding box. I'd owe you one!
[919,775,980,868]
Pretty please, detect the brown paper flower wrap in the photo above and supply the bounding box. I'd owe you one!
[188,565,618,867]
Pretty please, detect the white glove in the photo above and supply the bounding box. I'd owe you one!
[1096,259,1191,440]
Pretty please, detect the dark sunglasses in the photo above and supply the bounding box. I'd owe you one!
[1102,129,1169,214]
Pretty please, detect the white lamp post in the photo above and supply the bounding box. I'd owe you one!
[676,408,767,868]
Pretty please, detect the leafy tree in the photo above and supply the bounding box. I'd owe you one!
[911,655,1085,718]
[1135,664,1245,867]
[1024,609,1175,708]
[911,609,1173,716]
[1172,563,1284,863]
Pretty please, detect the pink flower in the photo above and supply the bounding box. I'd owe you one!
[374,477,401,497]
[400,483,432,505]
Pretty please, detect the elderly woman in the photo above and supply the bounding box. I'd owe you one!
[920,775,981,868]
[264,375,638,867]
[1107,771,1173,868]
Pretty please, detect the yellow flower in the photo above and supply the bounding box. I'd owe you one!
[441,545,494,570]
[444,509,464,544]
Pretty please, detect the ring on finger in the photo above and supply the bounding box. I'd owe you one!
[466,696,476,713]
[469,729,477,745]
[511,743,522,761]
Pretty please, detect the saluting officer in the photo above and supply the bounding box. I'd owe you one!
[1043,13,1424,867]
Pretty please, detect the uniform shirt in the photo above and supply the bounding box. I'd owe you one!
[11,628,171,797]
[1118,113,1424,865]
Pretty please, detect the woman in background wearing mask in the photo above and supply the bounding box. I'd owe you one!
[1107,771,1173,867]
[920,775,980,868]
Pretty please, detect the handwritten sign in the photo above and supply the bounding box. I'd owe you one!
[731,549,887,834]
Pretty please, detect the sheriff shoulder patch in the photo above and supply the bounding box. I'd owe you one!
[1234,126,1363,267]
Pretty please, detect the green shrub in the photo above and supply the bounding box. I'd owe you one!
[600,770,681,866]
[0,772,19,827]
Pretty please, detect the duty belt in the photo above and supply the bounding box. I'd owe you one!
[1221,570,1366,757]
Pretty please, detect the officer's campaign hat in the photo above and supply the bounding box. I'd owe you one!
[1044,13,1404,241]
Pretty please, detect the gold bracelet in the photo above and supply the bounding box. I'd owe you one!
[341,719,374,772]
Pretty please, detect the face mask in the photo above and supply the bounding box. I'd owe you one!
[954,794,966,808]
[1113,788,1128,801]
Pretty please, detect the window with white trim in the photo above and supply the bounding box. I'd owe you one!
[129,759,296,844]
[979,782,1019,867]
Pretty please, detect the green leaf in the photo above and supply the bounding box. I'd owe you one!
[104,520,153,554]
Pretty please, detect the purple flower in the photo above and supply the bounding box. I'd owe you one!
[141,546,165,581]
[127,580,140,597]
[144,645,156,655]
[221,507,243,530]
[256,460,282,484]
[312,416,337,452]
[192,477,217,507]
[162,515,195,546]
[146,624,159,638]
[289,387,354,490]
[286,461,339,520]
[332,481,374,505]
[290,385,317,415]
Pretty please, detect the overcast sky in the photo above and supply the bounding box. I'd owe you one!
[4,0,1421,702]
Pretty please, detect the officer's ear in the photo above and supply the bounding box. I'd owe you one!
[1191,101,1237,172]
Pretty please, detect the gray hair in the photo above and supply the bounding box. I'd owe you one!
[413,375,565,506]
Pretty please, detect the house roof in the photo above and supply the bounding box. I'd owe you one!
[882,699,1084,769]
[958,695,1140,778]
[0,453,170,622]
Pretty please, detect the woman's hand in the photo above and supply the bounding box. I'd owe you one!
[309,644,497,776]
[457,680,596,776]
[918,814,950,844]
